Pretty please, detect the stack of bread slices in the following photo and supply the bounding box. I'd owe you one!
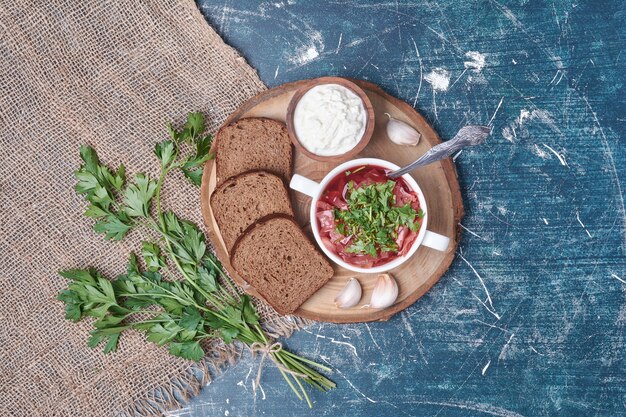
[210,117,334,315]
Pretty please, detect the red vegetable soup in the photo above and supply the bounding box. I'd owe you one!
[316,165,424,268]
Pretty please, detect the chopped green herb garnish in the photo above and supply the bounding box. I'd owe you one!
[334,180,422,257]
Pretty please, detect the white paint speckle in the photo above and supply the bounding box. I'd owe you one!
[400,312,415,337]
[519,109,532,125]
[501,108,559,143]
[532,144,550,160]
[487,97,504,126]
[611,274,626,284]
[482,360,491,376]
[543,144,568,166]
[424,68,450,92]
[459,223,483,239]
[501,126,515,142]
[519,109,559,131]
[457,253,500,320]
[287,26,324,68]
[224,411,229,416]
[498,333,515,362]
[290,46,319,65]
[464,51,486,72]
[303,329,359,358]
[576,210,592,238]
[467,72,488,85]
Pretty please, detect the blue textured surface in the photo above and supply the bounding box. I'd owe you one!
[174,1,625,416]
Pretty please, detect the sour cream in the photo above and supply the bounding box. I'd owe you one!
[293,84,366,156]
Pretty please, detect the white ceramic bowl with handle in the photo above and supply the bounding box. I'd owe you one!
[289,158,450,273]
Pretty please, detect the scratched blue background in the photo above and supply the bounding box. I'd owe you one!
[172,1,626,416]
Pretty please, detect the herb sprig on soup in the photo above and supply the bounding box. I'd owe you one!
[316,165,424,268]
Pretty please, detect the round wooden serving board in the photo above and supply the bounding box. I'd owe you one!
[200,79,464,323]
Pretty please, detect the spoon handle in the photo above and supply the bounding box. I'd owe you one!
[389,125,490,179]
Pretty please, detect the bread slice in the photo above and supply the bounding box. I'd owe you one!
[210,170,293,252]
[215,118,292,185]
[230,214,334,315]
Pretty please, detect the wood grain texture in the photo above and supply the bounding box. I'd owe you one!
[200,79,463,323]
[175,1,626,416]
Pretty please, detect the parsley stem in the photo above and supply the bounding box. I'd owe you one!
[275,351,308,404]
[147,179,228,312]
[118,292,180,302]
[217,284,238,305]
[280,350,333,373]
[204,255,241,302]
[129,319,168,325]
[276,364,304,401]
[292,363,313,408]
[118,275,197,307]
[151,165,263,340]
[154,166,170,224]
[124,310,163,316]
[240,325,309,402]
[255,324,268,343]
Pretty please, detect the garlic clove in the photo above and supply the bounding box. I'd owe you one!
[369,273,399,309]
[334,277,362,309]
[385,113,421,146]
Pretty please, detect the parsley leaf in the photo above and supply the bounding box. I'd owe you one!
[180,166,204,186]
[166,112,214,186]
[183,112,205,142]
[155,140,176,167]
[93,215,132,240]
[241,295,259,325]
[123,174,157,218]
[141,241,166,272]
[168,340,204,361]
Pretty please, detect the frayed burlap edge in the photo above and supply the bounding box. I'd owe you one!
[118,316,313,417]
[119,343,240,417]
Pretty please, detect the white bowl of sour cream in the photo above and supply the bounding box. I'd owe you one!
[286,77,375,162]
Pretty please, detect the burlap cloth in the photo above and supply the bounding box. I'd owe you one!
[0,1,310,415]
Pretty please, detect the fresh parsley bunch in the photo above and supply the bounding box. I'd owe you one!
[58,112,334,407]
[335,180,423,257]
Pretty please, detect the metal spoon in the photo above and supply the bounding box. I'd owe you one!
[388,125,490,179]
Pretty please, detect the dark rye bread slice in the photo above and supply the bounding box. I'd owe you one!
[215,118,292,185]
[230,214,334,315]
[210,170,293,252]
